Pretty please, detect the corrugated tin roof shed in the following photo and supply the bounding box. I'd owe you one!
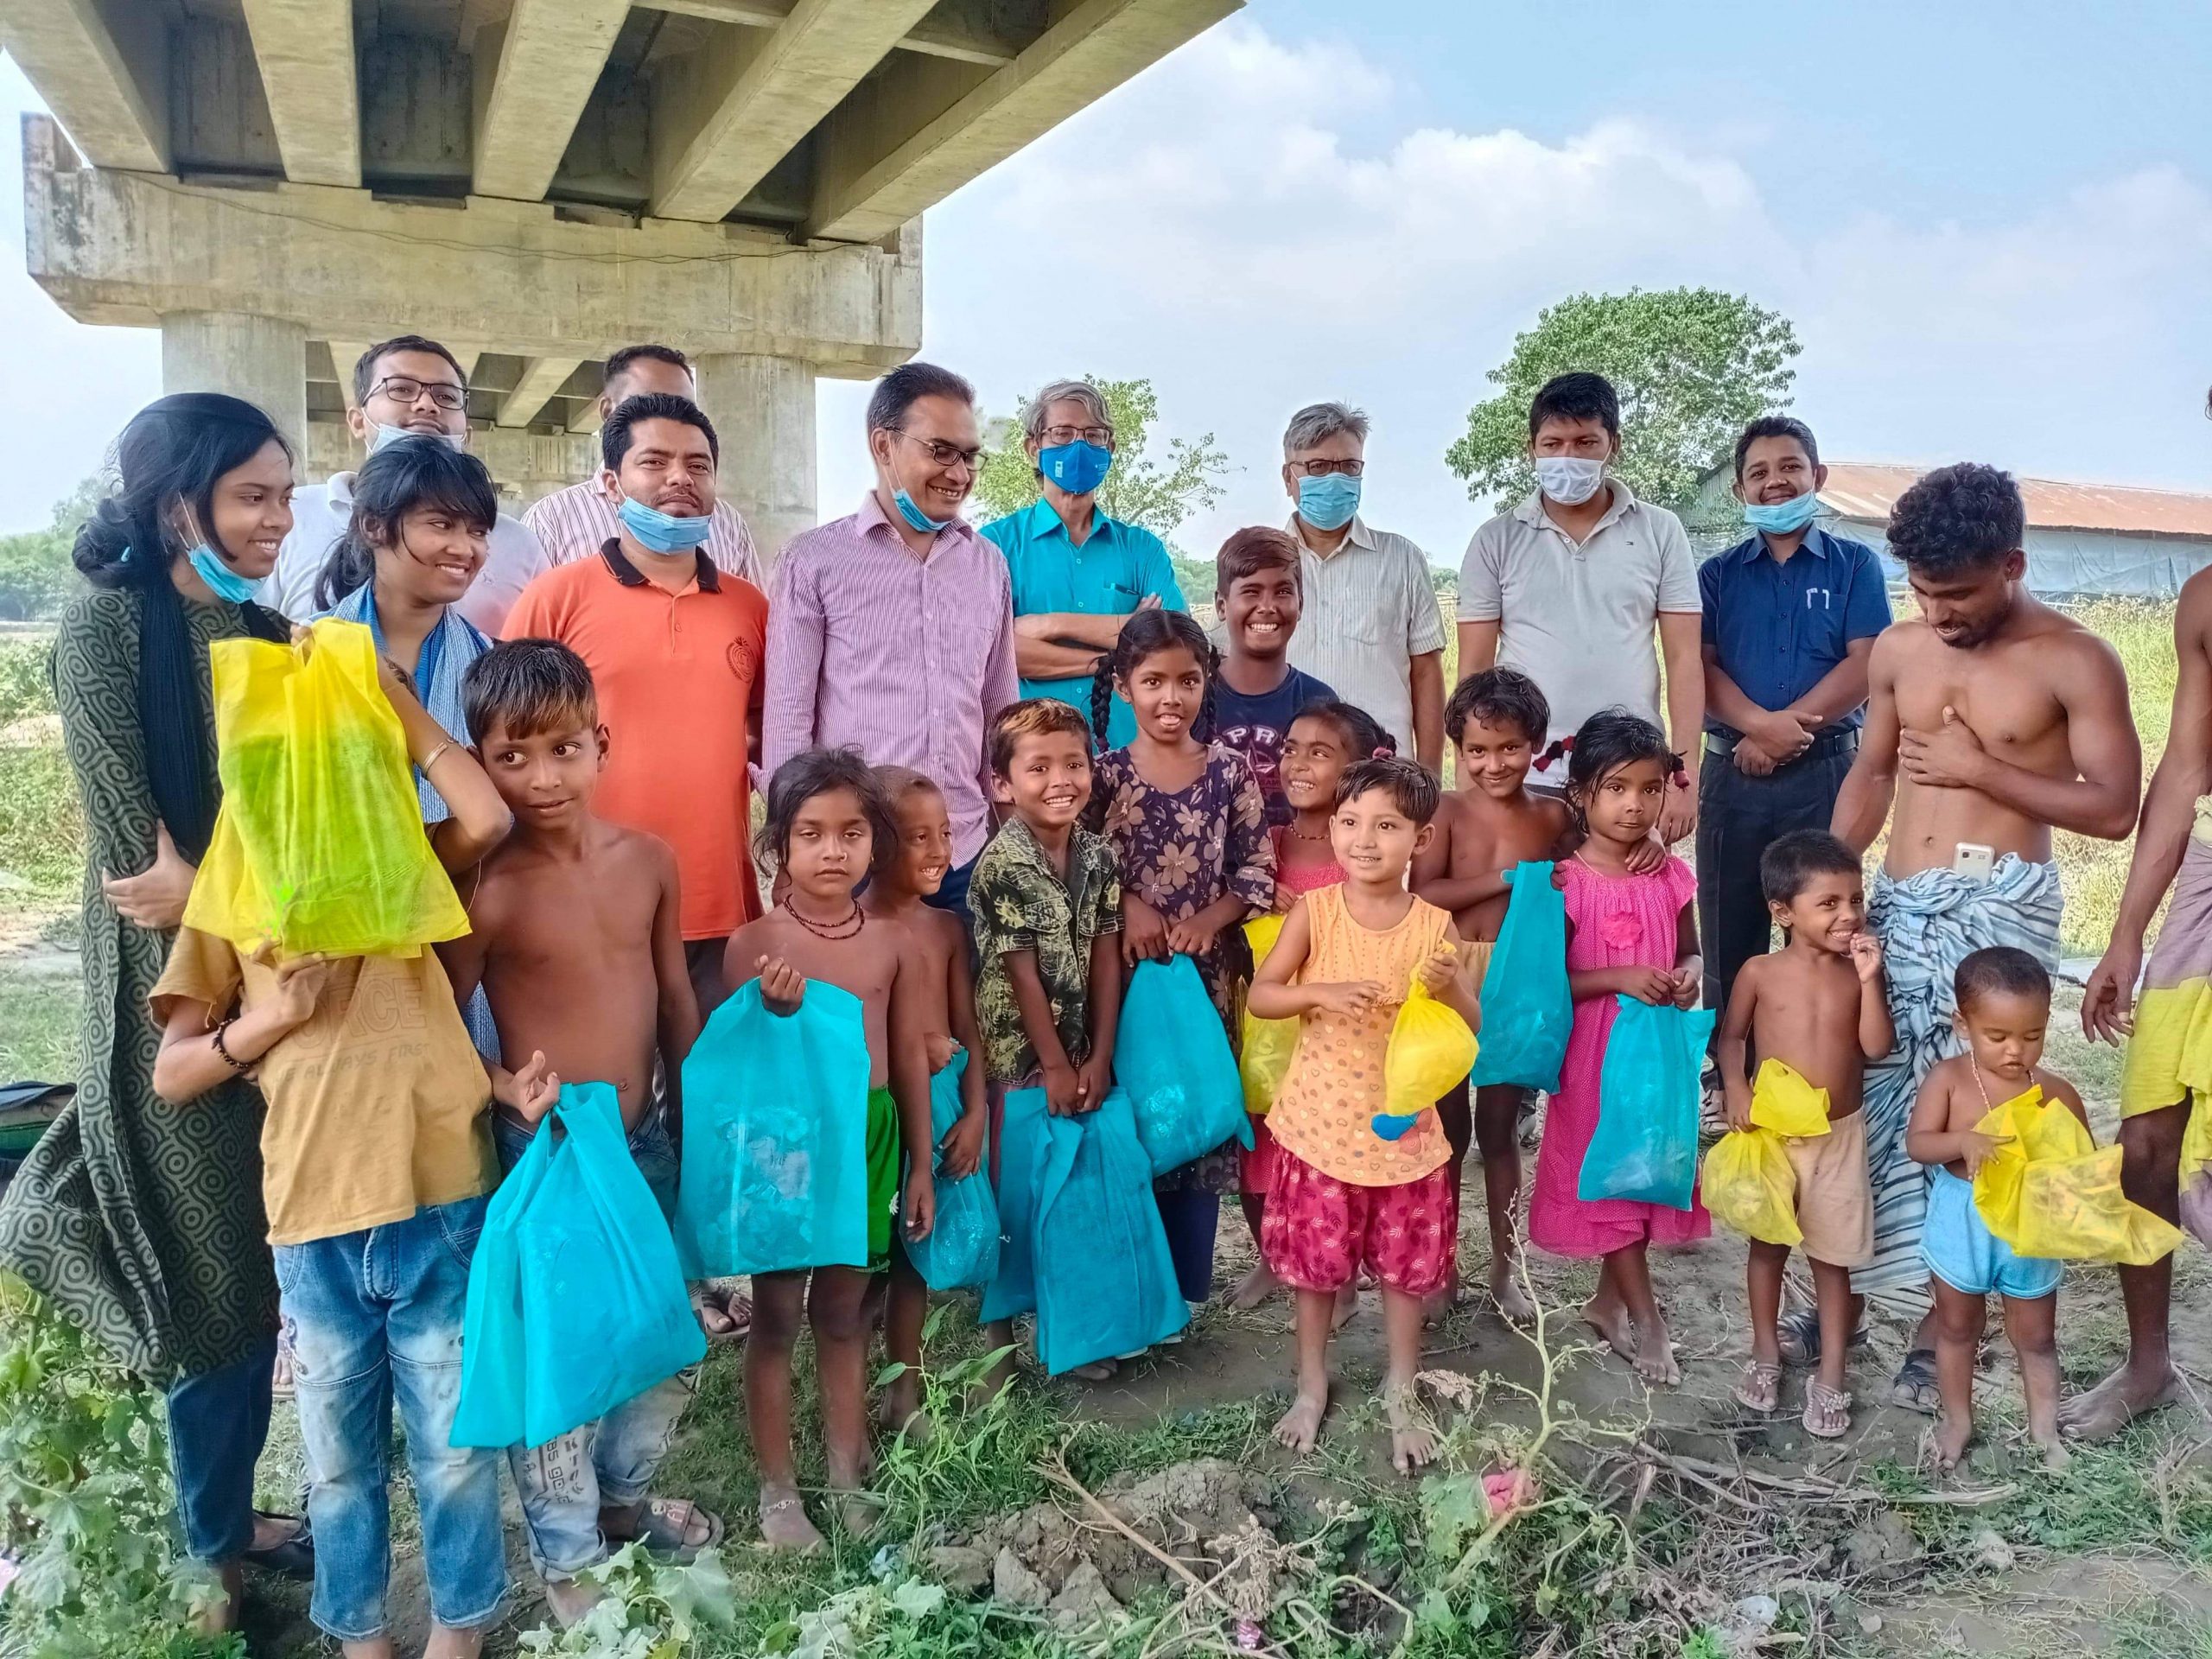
[1818,463,2212,541]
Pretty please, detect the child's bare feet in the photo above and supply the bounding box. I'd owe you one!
[1271,1384,1329,1453]
[880,1397,932,1446]
[1488,1257,1535,1323]
[543,1576,604,1628]
[1331,1282,1359,1331]
[1580,1293,1637,1363]
[1420,1269,1463,1328]
[1929,1412,1973,1473]
[423,1622,486,1659]
[833,1488,887,1540]
[757,1485,824,1553]
[1383,1382,1439,1474]
[1631,1313,1679,1387]
[2035,1433,2073,1472]
[1229,1261,1282,1310]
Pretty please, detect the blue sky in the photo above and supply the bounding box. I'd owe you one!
[5,3,2209,562]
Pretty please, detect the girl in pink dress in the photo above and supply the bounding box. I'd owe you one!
[1529,711,1709,1386]
[1234,701,1390,1310]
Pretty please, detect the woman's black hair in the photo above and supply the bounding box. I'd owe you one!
[1537,708,1683,808]
[315,438,499,612]
[1090,607,1219,747]
[754,746,900,877]
[1292,697,1393,762]
[72,392,291,861]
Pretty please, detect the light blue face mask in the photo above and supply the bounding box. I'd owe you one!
[187,543,264,604]
[1296,471,1362,533]
[1741,491,1821,536]
[367,421,467,455]
[891,488,956,535]
[617,493,714,554]
[1038,440,1113,498]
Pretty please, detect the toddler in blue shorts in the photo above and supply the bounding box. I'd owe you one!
[1906,946,2082,1474]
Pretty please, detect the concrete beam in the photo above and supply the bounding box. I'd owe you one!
[809,0,1240,244]
[694,351,817,566]
[496,355,585,428]
[650,0,938,224]
[0,0,169,172]
[22,117,921,375]
[472,0,629,202]
[306,420,594,505]
[238,0,361,187]
[327,340,373,400]
[652,0,1022,67]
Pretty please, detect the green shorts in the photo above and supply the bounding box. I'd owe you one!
[867,1084,901,1271]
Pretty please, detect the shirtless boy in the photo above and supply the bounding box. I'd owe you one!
[863,766,988,1437]
[1410,668,1571,1319]
[1718,830,1892,1440]
[436,640,715,1613]
[1829,462,2138,1411]
[724,748,934,1551]
[2070,555,2212,1440]
[1906,948,2086,1471]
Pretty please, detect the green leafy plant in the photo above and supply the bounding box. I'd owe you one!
[515,1541,734,1659]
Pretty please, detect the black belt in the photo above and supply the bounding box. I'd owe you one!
[1704,728,1859,766]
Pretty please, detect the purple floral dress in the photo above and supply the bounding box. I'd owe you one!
[1095,743,1275,1193]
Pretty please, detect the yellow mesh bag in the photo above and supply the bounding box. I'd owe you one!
[1972,1086,2184,1265]
[185,619,467,958]
[1701,1059,1833,1246]
[1238,914,1300,1115]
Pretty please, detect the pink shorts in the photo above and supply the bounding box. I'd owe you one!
[1240,1113,1280,1196]
[1260,1147,1458,1297]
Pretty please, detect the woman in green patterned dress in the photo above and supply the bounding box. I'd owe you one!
[0,394,312,1619]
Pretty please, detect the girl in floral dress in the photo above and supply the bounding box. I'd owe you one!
[1090,611,1274,1313]
[1529,711,1710,1387]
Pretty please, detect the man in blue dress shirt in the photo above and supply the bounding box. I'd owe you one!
[982,379,1185,748]
[1698,416,1893,1014]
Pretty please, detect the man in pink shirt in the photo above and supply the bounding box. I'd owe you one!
[762,363,1019,918]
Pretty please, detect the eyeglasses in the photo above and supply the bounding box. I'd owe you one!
[1039,423,1114,448]
[370,375,468,411]
[1291,458,1364,478]
[890,429,983,469]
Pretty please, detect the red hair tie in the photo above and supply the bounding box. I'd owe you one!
[1371,746,1392,760]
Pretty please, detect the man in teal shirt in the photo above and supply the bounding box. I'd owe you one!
[982,378,1186,748]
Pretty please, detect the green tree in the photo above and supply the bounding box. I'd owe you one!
[1445,288,1801,516]
[0,476,100,622]
[972,377,1231,553]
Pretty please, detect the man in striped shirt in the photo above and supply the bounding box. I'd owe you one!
[523,345,761,583]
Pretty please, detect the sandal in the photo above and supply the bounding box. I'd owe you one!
[1731,1358,1783,1414]
[241,1510,315,1580]
[1774,1305,1871,1367]
[692,1286,751,1344]
[1802,1378,1853,1439]
[1888,1348,1941,1416]
[611,1497,724,1560]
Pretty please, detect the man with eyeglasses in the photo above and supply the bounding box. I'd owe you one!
[763,361,1018,920]
[270,334,550,632]
[980,379,1186,748]
[1279,402,1447,771]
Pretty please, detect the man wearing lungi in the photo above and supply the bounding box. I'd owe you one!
[1831,462,2140,1411]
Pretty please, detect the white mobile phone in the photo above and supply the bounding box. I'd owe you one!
[1952,842,1996,881]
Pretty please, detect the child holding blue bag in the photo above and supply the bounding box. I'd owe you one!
[719,750,935,1551]
[1090,610,1275,1309]
[1529,711,1710,1388]
[864,766,990,1438]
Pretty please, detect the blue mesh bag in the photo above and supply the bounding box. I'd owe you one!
[1116,955,1251,1177]
[1580,997,1717,1211]
[454,1082,706,1449]
[1470,861,1573,1091]
[672,979,871,1277]
[903,1049,1000,1292]
[979,1083,1050,1325]
[1033,1088,1189,1375]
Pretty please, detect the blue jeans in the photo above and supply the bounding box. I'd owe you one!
[165,1332,276,1562]
[276,1197,505,1642]
[492,1109,700,1582]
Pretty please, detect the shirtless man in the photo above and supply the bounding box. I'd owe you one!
[1830,462,2139,1410]
[2066,558,2212,1440]
[435,639,715,1616]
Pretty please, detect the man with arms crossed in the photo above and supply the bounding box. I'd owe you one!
[1831,462,2139,1409]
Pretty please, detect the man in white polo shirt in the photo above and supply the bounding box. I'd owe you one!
[268,334,550,633]
[1279,402,1446,771]
[1457,372,1705,842]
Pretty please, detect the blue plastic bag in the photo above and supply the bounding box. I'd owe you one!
[1116,955,1251,1177]
[672,979,872,1278]
[1034,1088,1190,1375]
[1470,861,1573,1091]
[903,1049,1001,1292]
[453,1083,706,1449]
[1580,997,1717,1211]
[980,1084,1050,1325]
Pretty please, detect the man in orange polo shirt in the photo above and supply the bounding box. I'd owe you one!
[504,393,767,1012]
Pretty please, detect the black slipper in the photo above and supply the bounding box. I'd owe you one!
[1889,1347,1941,1417]
[241,1510,315,1580]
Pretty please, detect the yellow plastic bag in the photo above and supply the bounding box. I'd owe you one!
[1748,1058,1833,1138]
[186,619,467,958]
[1701,1059,1832,1247]
[2182,1096,2212,1244]
[1973,1086,2184,1265]
[1375,976,1478,1138]
[1238,914,1300,1114]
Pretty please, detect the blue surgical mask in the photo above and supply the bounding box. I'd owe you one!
[616,494,714,554]
[1038,440,1112,498]
[891,488,955,535]
[187,543,264,604]
[1296,471,1362,532]
[367,421,467,455]
[1742,491,1821,536]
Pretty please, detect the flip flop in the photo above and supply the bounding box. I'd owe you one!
[1889,1348,1941,1416]
[1731,1358,1783,1414]
[1802,1379,1853,1440]
[691,1287,751,1344]
[613,1497,724,1560]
